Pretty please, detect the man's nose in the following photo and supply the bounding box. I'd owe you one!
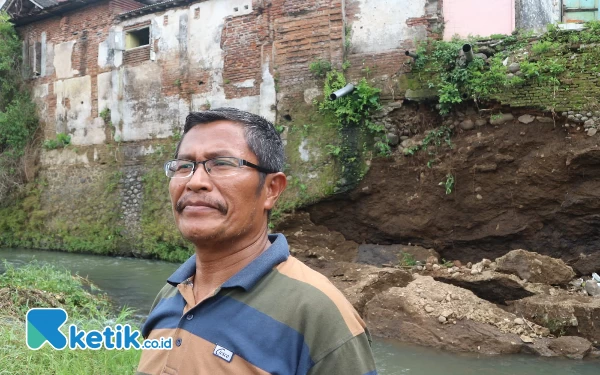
[185,164,213,191]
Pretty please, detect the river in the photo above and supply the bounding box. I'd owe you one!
[1,248,598,374]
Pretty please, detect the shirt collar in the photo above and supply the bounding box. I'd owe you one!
[166,233,290,291]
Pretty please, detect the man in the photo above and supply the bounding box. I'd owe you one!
[137,108,377,375]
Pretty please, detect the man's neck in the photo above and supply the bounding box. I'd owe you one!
[192,231,271,302]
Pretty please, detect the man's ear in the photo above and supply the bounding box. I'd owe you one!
[263,172,287,211]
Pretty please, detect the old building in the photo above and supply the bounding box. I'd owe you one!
[2,0,442,148]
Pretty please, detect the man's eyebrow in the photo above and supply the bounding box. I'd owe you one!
[177,150,237,160]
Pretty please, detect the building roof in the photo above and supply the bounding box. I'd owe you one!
[4,0,102,25]
[118,0,200,20]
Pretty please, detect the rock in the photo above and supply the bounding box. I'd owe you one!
[474,53,488,61]
[331,262,413,315]
[475,119,487,127]
[495,249,575,285]
[387,133,399,146]
[453,260,462,268]
[460,119,474,130]
[520,335,534,344]
[547,336,592,360]
[427,255,439,265]
[438,315,447,323]
[424,305,434,313]
[536,116,554,123]
[490,113,514,125]
[508,292,600,343]
[432,264,441,271]
[587,128,597,137]
[364,276,534,355]
[356,244,438,267]
[433,271,536,305]
[584,280,600,296]
[514,318,525,325]
[508,62,520,73]
[572,252,600,275]
[477,46,495,57]
[589,349,600,359]
[518,114,535,124]
[506,73,515,80]
[581,116,589,122]
[303,88,322,105]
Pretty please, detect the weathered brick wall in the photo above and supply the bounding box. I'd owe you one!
[221,13,262,98]
[272,0,344,93]
[344,0,443,100]
[17,1,119,138]
[123,45,151,65]
[493,50,600,112]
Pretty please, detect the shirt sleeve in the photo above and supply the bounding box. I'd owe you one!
[307,331,378,375]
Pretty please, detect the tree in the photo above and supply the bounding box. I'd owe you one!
[0,11,39,201]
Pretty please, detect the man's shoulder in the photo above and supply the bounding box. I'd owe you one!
[270,256,365,334]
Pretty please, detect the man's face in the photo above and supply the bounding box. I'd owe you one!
[169,120,269,245]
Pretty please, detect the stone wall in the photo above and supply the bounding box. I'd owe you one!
[492,47,600,113]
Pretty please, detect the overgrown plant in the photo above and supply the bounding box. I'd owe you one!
[439,173,455,195]
[309,59,332,78]
[0,12,39,201]
[409,24,581,114]
[42,133,71,150]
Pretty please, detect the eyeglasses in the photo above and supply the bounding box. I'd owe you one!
[164,157,275,179]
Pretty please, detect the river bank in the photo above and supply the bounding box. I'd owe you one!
[279,212,600,360]
[2,250,600,374]
[0,261,140,374]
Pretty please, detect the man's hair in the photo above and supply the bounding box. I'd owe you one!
[174,108,285,188]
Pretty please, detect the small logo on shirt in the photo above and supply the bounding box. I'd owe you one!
[213,344,234,362]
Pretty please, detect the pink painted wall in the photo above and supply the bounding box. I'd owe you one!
[443,0,516,40]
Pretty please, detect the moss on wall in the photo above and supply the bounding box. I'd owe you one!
[0,98,364,261]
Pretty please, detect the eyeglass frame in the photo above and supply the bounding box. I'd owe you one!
[164,156,277,179]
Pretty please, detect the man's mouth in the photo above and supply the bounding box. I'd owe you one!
[176,196,227,215]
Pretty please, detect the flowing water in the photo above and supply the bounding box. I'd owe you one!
[1,248,598,374]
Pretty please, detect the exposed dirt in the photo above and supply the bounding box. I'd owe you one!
[303,107,600,267]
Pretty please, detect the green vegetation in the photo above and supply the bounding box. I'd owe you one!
[439,173,455,195]
[0,171,123,254]
[404,126,453,157]
[0,12,39,200]
[406,21,600,114]
[315,69,385,195]
[0,261,139,374]
[139,167,194,263]
[42,133,71,150]
[399,253,417,267]
[270,105,340,226]
[309,59,332,78]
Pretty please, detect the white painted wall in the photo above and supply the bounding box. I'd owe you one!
[93,0,274,144]
[54,76,106,145]
[350,0,428,53]
[53,41,78,79]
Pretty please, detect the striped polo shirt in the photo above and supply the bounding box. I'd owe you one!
[136,233,377,375]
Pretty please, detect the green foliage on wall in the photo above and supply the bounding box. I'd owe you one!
[139,167,194,263]
[406,22,600,114]
[0,173,122,254]
[0,12,39,200]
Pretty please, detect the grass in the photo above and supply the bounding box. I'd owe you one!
[0,261,141,374]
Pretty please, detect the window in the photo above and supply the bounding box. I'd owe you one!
[125,27,150,50]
